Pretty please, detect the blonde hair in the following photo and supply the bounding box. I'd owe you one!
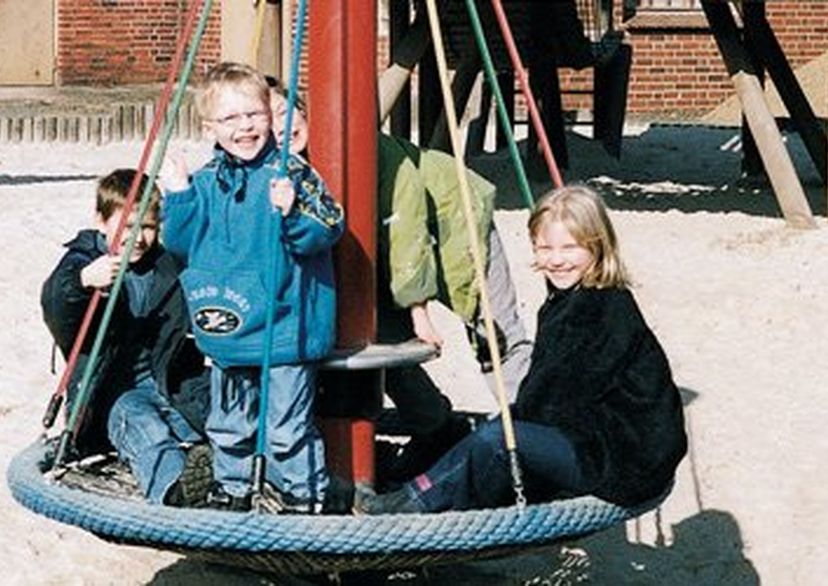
[96,169,160,222]
[527,185,629,288]
[197,62,271,120]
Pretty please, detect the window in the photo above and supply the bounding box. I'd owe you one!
[624,0,707,27]
[637,0,701,9]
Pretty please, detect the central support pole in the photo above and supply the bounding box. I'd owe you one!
[309,0,380,487]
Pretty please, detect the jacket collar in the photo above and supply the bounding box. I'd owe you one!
[213,135,279,201]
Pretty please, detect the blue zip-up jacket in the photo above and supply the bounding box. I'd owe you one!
[162,137,345,367]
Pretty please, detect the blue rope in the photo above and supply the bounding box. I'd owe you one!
[9,440,659,565]
[255,0,310,480]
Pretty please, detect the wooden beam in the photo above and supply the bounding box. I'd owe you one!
[388,0,413,139]
[418,45,441,147]
[428,52,481,151]
[702,1,815,229]
[739,1,765,178]
[742,6,827,184]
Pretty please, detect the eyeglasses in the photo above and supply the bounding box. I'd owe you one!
[210,110,270,128]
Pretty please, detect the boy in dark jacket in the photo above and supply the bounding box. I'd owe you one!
[41,169,210,506]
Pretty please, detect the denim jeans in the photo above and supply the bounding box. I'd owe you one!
[207,363,329,503]
[107,377,202,504]
[405,418,583,512]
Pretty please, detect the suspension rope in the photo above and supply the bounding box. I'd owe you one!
[464,0,534,209]
[489,0,564,189]
[251,0,309,511]
[424,0,526,509]
[52,0,216,467]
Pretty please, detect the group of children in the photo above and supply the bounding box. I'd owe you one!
[42,61,687,515]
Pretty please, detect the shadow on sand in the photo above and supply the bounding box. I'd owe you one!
[473,124,825,218]
[149,507,757,586]
[0,173,97,185]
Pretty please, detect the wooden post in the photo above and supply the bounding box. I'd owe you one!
[419,45,441,146]
[742,5,827,185]
[739,1,764,178]
[495,71,515,151]
[389,0,412,139]
[428,53,481,151]
[702,1,815,229]
[379,10,430,125]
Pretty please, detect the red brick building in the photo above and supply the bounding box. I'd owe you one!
[56,0,222,85]
[3,1,826,118]
[620,0,828,116]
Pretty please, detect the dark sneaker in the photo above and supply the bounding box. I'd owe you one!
[204,482,252,512]
[353,486,421,515]
[321,475,355,515]
[386,415,472,483]
[255,483,323,514]
[163,443,213,508]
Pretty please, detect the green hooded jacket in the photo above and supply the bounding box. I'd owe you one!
[377,134,495,323]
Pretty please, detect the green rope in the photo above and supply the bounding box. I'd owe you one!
[59,0,215,460]
[464,0,534,209]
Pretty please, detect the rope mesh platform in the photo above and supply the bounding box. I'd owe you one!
[6,439,662,575]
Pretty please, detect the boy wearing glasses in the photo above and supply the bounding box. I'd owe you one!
[161,62,345,513]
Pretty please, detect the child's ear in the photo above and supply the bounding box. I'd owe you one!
[94,212,106,232]
[202,120,217,141]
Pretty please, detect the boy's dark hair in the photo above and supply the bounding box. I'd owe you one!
[265,75,308,114]
[96,169,160,221]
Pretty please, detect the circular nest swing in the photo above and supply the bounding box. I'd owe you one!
[6,437,662,576]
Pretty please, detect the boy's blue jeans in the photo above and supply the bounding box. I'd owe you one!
[207,363,329,503]
[402,418,583,512]
[107,377,202,504]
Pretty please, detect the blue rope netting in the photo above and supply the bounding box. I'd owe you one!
[7,439,652,565]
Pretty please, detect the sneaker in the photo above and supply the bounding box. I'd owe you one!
[204,482,252,512]
[386,415,472,483]
[163,444,213,508]
[353,485,421,515]
[321,475,355,515]
[254,482,323,515]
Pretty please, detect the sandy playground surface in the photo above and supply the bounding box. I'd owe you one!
[0,122,826,585]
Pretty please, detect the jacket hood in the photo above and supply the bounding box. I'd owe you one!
[64,229,107,254]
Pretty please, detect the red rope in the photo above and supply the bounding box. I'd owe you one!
[43,0,208,430]
[489,0,564,189]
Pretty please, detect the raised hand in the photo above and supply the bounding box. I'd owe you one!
[269,177,296,216]
[159,150,190,192]
[410,302,444,348]
[80,254,123,291]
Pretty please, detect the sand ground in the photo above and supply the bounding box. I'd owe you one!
[1,122,826,585]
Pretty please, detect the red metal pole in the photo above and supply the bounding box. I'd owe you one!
[490,0,564,189]
[42,0,210,432]
[309,0,378,486]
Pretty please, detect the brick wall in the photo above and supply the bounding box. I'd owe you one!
[54,1,826,118]
[623,30,729,116]
[551,0,828,118]
[621,0,828,117]
[57,0,221,85]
